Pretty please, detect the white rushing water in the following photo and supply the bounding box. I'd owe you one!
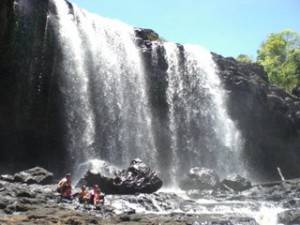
[103,192,285,225]
[51,0,156,169]
[51,0,96,166]
[51,0,244,183]
[163,42,244,181]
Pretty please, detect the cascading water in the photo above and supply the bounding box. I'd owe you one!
[73,7,156,167]
[163,42,244,182]
[51,0,96,166]
[11,1,293,224]
[51,0,156,169]
[51,0,244,184]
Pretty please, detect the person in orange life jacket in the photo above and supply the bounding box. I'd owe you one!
[56,173,72,199]
[77,185,90,204]
[88,184,104,205]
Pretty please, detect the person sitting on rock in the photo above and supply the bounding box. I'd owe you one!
[56,173,72,199]
[77,185,90,204]
[88,184,104,205]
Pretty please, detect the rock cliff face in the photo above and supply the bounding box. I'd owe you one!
[213,55,300,180]
[0,0,65,174]
[0,0,300,181]
[135,28,300,181]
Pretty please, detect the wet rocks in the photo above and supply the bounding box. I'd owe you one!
[78,159,163,194]
[13,166,53,185]
[179,167,220,191]
[113,158,163,194]
[0,174,14,182]
[0,166,54,185]
[2,167,300,224]
[278,209,300,224]
[77,169,103,187]
[221,175,252,192]
[178,168,253,197]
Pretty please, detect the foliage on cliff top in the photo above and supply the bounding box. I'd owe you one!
[257,29,300,92]
[147,32,166,42]
[237,29,300,93]
[236,54,254,63]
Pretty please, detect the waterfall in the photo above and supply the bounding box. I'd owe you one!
[163,42,244,181]
[51,0,156,169]
[51,0,96,167]
[51,0,245,184]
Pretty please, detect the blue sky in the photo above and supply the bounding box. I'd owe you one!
[69,0,300,59]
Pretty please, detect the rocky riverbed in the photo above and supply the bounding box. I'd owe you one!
[2,168,300,225]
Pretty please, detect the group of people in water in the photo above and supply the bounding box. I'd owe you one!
[56,173,104,206]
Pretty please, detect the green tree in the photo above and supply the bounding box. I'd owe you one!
[257,29,300,92]
[236,54,253,63]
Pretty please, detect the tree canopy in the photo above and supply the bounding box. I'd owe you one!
[256,29,300,92]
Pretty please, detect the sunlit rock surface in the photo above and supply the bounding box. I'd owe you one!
[77,159,163,194]
[1,168,300,224]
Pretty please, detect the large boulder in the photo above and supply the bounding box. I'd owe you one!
[221,175,252,192]
[78,159,163,194]
[74,159,117,187]
[179,167,220,191]
[13,167,53,185]
[77,169,105,188]
[112,158,163,194]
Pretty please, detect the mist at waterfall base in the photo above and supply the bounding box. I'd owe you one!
[51,0,245,187]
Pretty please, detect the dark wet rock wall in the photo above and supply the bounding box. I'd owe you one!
[212,54,300,180]
[0,0,66,174]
